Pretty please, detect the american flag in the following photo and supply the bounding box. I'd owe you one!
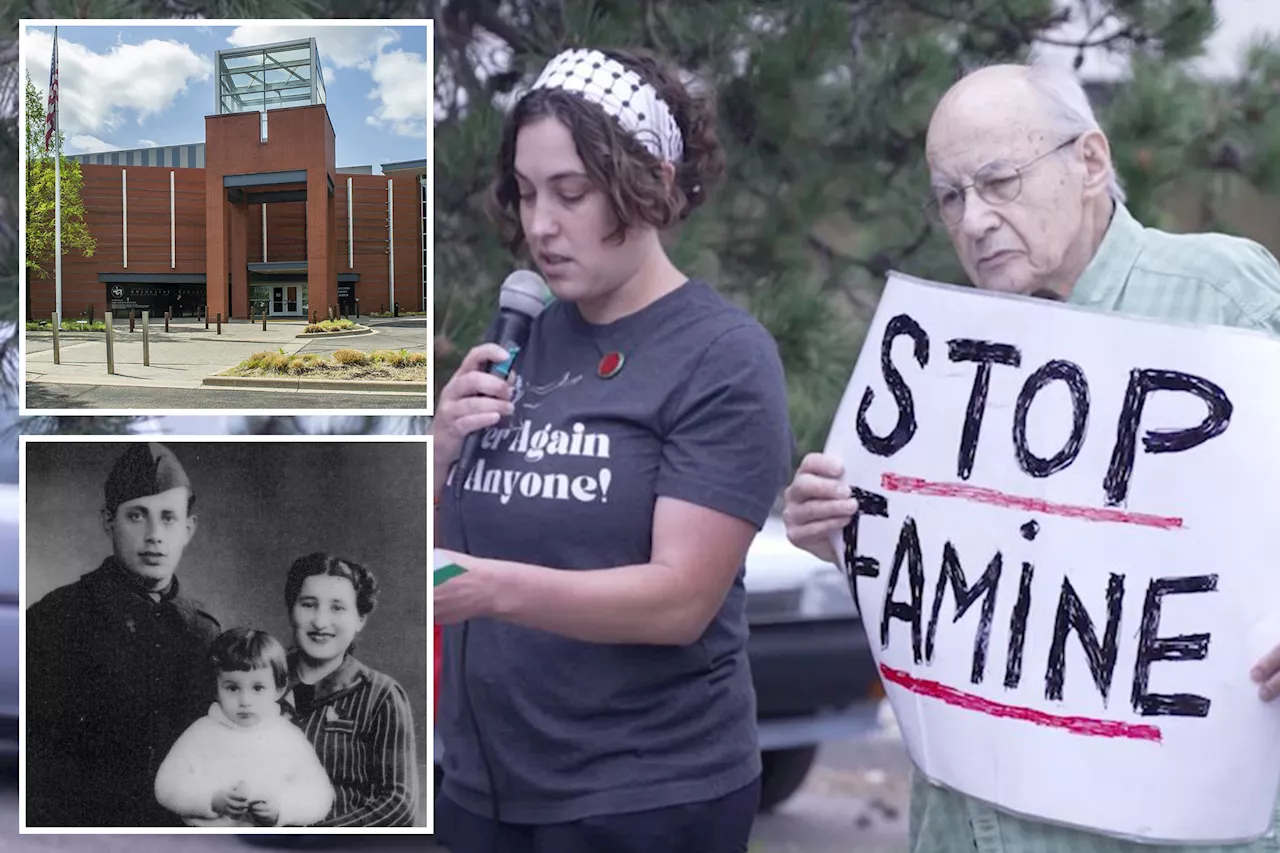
[44,28,58,152]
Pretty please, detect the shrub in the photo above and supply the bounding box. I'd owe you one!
[333,348,370,365]
[303,319,355,333]
[372,349,408,367]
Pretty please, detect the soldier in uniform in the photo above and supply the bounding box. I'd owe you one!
[25,442,223,827]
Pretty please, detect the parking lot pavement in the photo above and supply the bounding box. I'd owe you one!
[296,318,427,357]
[0,728,912,852]
[750,731,910,853]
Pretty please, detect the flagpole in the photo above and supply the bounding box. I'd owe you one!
[53,26,62,326]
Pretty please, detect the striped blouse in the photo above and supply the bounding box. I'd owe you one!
[284,653,421,827]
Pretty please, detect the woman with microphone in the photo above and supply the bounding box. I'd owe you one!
[433,45,794,853]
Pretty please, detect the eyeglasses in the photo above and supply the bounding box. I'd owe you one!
[925,135,1081,226]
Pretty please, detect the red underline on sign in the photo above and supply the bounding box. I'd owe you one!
[880,473,1184,531]
[879,664,1163,743]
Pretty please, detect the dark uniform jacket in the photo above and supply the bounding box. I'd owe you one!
[25,557,221,827]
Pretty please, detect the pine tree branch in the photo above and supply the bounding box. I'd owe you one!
[809,216,933,280]
[370,0,431,17]
[155,0,209,18]
[1035,28,1133,50]
[900,0,1087,51]
[642,0,671,57]
[457,0,543,58]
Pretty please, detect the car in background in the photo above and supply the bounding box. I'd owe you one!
[743,513,883,810]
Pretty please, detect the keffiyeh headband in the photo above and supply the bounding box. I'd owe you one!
[531,48,685,164]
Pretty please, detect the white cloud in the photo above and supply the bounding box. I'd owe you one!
[324,66,337,85]
[138,138,158,147]
[25,30,212,138]
[366,47,429,138]
[225,25,399,70]
[68,134,113,153]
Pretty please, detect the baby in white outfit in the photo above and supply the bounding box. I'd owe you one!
[154,627,334,827]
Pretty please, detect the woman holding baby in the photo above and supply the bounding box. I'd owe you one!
[279,551,421,827]
[156,551,420,828]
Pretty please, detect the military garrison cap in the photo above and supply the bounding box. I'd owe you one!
[105,442,193,515]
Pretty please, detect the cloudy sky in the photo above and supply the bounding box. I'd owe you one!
[22,22,429,170]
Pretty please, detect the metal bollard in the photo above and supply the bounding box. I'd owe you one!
[216,312,222,335]
[164,310,170,333]
[355,299,360,319]
[105,312,115,375]
[51,312,60,365]
[130,310,135,333]
[262,309,267,331]
[142,310,150,366]
[205,307,209,329]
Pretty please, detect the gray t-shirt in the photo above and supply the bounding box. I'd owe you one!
[437,279,794,823]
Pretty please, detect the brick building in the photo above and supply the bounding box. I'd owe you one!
[30,37,427,322]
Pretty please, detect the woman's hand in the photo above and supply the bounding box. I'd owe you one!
[434,343,517,473]
[434,550,498,626]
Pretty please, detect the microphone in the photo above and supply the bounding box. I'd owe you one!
[452,270,551,495]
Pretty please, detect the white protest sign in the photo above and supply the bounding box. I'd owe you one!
[824,271,1280,844]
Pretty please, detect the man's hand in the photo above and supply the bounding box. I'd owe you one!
[781,453,859,564]
[248,794,281,827]
[212,782,249,819]
[1252,646,1280,700]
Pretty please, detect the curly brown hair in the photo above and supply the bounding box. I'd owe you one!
[486,47,725,252]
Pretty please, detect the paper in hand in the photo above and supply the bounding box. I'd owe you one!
[434,549,467,587]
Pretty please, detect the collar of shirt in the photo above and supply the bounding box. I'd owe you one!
[1067,199,1138,311]
[286,652,369,708]
[97,555,179,604]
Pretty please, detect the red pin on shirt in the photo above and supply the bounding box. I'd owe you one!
[598,351,625,379]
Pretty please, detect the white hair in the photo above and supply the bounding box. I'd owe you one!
[1022,60,1127,203]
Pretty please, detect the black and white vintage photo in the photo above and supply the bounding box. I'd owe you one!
[19,437,429,832]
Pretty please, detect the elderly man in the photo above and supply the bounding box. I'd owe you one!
[783,62,1280,852]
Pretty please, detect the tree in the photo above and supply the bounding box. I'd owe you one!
[428,0,1280,458]
[234,415,430,434]
[24,74,96,288]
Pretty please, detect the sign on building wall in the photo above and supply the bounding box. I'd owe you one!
[105,283,206,318]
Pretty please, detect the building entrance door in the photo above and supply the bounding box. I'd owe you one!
[270,285,301,316]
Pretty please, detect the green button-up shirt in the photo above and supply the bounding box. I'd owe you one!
[909,201,1280,853]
